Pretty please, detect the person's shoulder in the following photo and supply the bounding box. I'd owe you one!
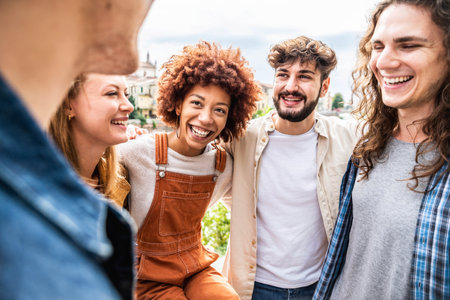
[316,113,359,136]
[248,113,271,128]
[117,132,155,152]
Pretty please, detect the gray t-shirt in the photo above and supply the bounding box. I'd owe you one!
[331,138,435,300]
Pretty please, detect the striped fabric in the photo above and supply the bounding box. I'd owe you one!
[313,159,450,300]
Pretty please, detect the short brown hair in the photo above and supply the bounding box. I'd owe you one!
[157,41,261,143]
[268,36,337,81]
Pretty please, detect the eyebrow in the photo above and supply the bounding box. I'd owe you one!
[105,84,121,90]
[372,35,430,44]
[189,93,230,107]
[277,68,316,75]
[189,93,205,100]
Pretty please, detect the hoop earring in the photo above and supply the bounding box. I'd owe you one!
[176,115,180,139]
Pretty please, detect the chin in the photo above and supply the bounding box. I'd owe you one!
[86,43,139,75]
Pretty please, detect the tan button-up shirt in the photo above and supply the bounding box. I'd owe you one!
[222,112,359,299]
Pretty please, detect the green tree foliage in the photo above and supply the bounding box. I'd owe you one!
[137,114,147,126]
[252,106,272,119]
[202,201,230,256]
[128,95,147,126]
[128,95,137,119]
[332,93,344,110]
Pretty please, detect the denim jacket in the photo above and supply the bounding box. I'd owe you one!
[0,75,136,299]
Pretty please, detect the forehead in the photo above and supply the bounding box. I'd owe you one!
[277,59,317,72]
[84,74,127,89]
[185,84,231,104]
[373,4,443,42]
[276,59,319,75]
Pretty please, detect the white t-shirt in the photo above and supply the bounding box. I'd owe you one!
[117,133,232,229]
[255,127,328,288]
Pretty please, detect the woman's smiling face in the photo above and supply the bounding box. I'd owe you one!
[172,84,230,157]
[69,73,133,150]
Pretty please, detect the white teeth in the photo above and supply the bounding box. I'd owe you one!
[191,125,211,138]
[282,96,304,102]
[384,76,413,85]
[111,120,126,125]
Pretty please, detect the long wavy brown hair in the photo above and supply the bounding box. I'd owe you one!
[157,41,261,143]
[352,0,450,190]
[48,74,123,200]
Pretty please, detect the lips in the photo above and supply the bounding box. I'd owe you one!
[111,120,127,125]
[189,124,213,138]
[279,92,306,103]
[383,76,413,85]
[111,117,128,127]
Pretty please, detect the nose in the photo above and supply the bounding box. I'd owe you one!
[374,46,400,71]
[284,75,298,93]
[120,95,134,113]
[198,109,213,124]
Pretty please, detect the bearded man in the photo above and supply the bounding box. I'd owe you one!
[222,36,359,300]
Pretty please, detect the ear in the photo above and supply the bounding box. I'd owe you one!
[319,77,330,98]
[64,103,74,118]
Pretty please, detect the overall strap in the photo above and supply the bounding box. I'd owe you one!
[155,133,168,165]
[215,147,227,173]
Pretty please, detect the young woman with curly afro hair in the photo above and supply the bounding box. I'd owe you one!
[117,41,261,299]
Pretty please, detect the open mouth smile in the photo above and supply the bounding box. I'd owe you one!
[383,76,413,86]
[280,94,306,106]
[189,124,213,138]
[111,120,127,126]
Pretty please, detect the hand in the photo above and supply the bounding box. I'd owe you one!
[126,124,148,140]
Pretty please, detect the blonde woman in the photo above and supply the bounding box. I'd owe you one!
[48,73,133,207]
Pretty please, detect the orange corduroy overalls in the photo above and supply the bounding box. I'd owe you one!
[135,133,239,300]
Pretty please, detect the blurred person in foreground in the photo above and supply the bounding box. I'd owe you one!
[314,0,450,299]
[0,0,153,299]
[222,36,359,300]
[48,73,134,208]
[118,41,261,299]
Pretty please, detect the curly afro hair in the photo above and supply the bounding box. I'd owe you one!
[157,41,262,143]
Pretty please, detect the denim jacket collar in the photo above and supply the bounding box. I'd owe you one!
[0,74,118,259]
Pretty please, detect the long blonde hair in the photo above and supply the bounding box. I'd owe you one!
[48,74,124,199]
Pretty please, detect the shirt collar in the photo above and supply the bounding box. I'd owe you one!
[264,111,328,138]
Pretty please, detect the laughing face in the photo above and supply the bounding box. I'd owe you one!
[369,4,447,118]
[69,74,133,151]
[273,59,329,123]
[170,84,230,157]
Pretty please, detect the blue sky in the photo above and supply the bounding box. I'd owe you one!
[138,0,380,101]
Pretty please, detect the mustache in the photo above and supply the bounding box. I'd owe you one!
[278,91,306,99]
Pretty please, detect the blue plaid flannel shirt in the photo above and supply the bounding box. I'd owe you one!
[313,158,450,299]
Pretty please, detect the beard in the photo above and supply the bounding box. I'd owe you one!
[273,88,321,122]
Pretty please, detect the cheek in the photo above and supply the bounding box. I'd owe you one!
[368,54,378,73]
[273,83,284,94]
[216,116,228,133]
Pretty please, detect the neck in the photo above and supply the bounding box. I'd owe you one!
[273,112,315,135]
[394,105,433,143]
[167,131,204,157]
[72,131,106,179]
[0,1,85,128]
[76,146,105,180]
